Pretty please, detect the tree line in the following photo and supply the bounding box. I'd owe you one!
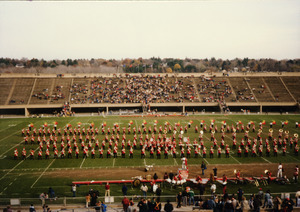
[0,57,299,73]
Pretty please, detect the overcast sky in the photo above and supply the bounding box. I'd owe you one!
[0,0,299,60]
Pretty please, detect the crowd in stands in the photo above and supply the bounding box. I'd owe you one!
[67,75,239,105]
[7,75,299,106]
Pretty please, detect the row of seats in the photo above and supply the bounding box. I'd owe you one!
[0,76,298,105]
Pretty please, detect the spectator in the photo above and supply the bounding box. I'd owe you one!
[91,192,98,207]
[201,161,207,175]
[296,189,300,206]
[262,190,271,208]
[39,193,47,206]
[237,187,244,203]
[95,201,101,212]
[101,201,107,212]
[207,197,216,210]
[48,187,55,199]
[164,200,173,212]
[188,188,195,206]
[85,193,91,208]
[210,184,216,197]
[232,195,239,211]
[182,188,188,206]
[122,196,130,212]
[122,183,128,196]
[176,192,182,208]
[148,198,156,212]
[141,183,148,197]
[224,197,234,212]
[253,195,262,212]
[153,173,158,181]
[128,198,134,212]
[199,183,205,198]
[240,196,250,211]
[29,204,36,212]
[282,198,294,212]
[72,184,76,197]
[137,198,148,212]
[273,196,282,212]
[257,188,264,201]
[154,197,162,212]
[156,184,162,197]
[105,183,110,197]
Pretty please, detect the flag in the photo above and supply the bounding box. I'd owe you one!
[211,120,215,123]
[67,123,72,127]
[54,121,58,125]
[143,120,147,125]
[238,120,242,125]
[176,122,180,126]
[272,121,276,125]
[284,120,288,125]
[201,120,205,123]
[129,120,133,125]
[103,122,107,127]
[165,121,169,125]
[77,122,82,126]
[154,120,158,124]
[91,122,94,127]
[189,120,193,124]
[44,122,48,127]
[250,121,254,125]
[30,123,34,127]
[262,120,266,125]
[222,120,226,124]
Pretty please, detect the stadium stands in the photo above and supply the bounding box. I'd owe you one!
[0,78,15,105]
[282,76,300,103]
[9,78,35,105]
[263,77,294,102]
[0,73,299,116]
[228,77,256,102]
[246,77,275,102]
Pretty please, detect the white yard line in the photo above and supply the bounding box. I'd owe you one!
[0,131,19,143]
[0,160,24,181]
[261,157,272,164]
[30,159,56,188]
[80,158,86,168]
[230,155,242,164]
[286,154,300,162]
[173,158,178,166]
[113,158,116,167]
[203,158,210,165]
[144,159,147,166]
[0,140,24,157]
[0,146,39,181]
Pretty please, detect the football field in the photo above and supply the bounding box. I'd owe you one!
[0,114,300,200]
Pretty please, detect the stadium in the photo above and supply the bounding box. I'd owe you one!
[0,70,300,211]
[1,0,300,211]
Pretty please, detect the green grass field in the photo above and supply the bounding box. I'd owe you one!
[0,114,300,202]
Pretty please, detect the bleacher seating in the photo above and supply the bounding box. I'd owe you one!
[50,78,72,104]
[0,78,14,105]
[246,77,274,102]
[9,78,35,105]
[70,78,90,104]
[228,77,256,102]
[30,78,54,104]
[0,75,299,108]
[263,77,294,102]
[281,76,300,102]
